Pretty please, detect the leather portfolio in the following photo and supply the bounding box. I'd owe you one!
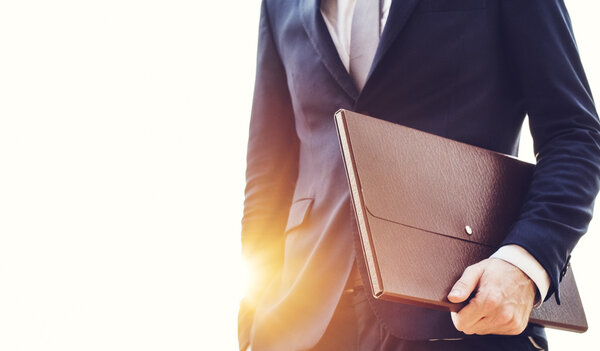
[334,109,587,333]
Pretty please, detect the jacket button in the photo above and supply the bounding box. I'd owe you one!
[560,255,571,281]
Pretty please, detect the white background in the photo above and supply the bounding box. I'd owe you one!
[0,1,598,350]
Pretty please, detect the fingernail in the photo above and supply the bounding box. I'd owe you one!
[449,288,462,298]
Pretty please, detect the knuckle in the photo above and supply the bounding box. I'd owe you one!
[518,320,528,333]
[498,309,513,324]
[453,318,464,331]
[461,328,474,335]
[453,316,471,335]
[507,318,521,331]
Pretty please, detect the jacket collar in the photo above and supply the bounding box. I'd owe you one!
[299,0,422,100]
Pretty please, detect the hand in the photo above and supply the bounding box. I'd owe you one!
[447,258,536,335]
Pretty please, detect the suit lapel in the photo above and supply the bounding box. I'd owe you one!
[299,0,422,99]
[299,0,359,100]
[368,0,422,81]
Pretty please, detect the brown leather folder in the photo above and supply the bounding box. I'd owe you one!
[334,109,587,333]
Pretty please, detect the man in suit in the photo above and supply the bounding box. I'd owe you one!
[240,0,600,350]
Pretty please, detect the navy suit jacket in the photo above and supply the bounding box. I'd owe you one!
[240,0,600,350]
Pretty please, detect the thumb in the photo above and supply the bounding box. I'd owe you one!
[448,263,484,303]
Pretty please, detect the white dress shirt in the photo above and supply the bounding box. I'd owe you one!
[320,0,550,304]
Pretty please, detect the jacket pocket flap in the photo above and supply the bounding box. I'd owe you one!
[285,198,314,233]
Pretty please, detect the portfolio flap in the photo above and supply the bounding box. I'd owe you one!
[341,110,533,248]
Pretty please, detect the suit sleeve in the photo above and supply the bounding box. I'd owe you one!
[499,0,600,303]
[238,1,299,350]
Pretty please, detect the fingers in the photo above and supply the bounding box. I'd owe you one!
[482,304,529,335]
[451,311,482,335]
[450,290,492,333]
[448,262,485,303]
[453,296,528,335]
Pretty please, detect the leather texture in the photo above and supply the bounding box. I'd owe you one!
[241,0,600,349]
[335,109,588,332]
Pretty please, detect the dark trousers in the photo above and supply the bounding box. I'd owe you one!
[310,286,546,351]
